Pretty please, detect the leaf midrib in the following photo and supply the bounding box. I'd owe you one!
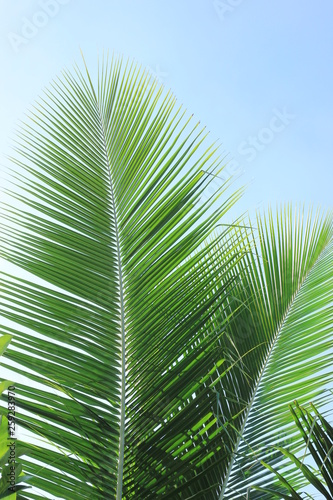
[95,100,126,500]
[219,240,331,499]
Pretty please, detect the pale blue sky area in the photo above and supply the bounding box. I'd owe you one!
[0,0,332,223]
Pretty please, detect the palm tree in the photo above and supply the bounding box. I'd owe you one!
[0,54,332,499]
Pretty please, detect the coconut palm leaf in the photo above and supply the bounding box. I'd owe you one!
[252,401,333,498]
[0,54,247,499]
[213,205,333,497]
[0,336,33,500]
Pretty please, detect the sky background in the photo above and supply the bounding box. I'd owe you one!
[0,2,332,498]
[0,0,333,224]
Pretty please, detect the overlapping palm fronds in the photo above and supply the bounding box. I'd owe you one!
[0,52,332,499]
[252,400,333,498]
[212,206,333,498]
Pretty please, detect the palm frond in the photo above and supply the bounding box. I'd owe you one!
[0,54,245,499]
[212,205,333,498]
[252,401,333,499]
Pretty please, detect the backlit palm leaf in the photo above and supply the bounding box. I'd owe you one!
[252,401,333,498]
[213,206,333,497]
[1,52,332,500]
[0,54,246,499]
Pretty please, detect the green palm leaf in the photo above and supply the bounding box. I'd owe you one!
[252,401,333,498]
[0,54,246,499]
[215,205,333,497]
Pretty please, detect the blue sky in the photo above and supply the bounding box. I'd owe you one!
[1,0,332,223]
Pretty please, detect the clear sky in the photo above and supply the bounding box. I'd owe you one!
[0,0,332,223]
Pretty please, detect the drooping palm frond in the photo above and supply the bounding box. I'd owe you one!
[252,400,333,499]
[208,205,333,498]
[0,54,247,499]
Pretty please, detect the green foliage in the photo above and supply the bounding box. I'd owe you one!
[217,206,333,498]
[0,54,245,499]
[252,401,333,499]
[0,54,332,499]
[0,336,31,499]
